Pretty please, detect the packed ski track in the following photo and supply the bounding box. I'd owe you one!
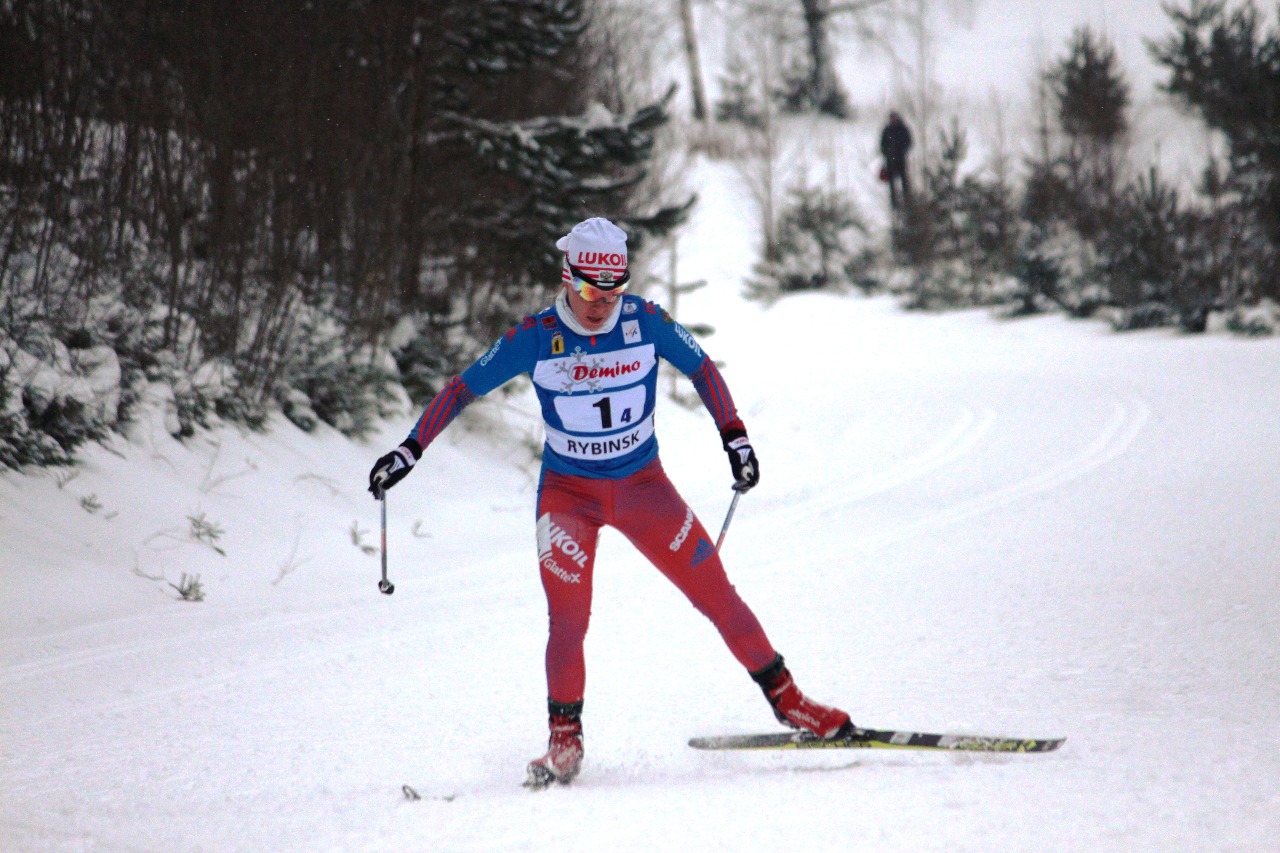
[4,159,1280,852]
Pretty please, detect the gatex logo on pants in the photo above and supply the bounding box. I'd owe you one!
[537,513,586,584]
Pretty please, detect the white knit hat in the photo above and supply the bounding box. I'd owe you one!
[557,217,628,285]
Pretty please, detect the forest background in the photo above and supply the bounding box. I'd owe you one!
[3,0,1279,470]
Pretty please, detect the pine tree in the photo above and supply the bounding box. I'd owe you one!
[398,1,687,340]
[715,50,766,128]
[1054,27,1129,144]
[1099,167,1182,329]
[1152,0,1280,307]
[746,182,871,302]
[1050,26,1130,236]
[1013,27,1132,319]
[0,0,689,463]
[894,122,1017,310]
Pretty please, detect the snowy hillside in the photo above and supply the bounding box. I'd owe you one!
[685,0,1210,203]
[4,158,1280,851]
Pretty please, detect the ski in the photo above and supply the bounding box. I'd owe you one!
[689,727,1064,753]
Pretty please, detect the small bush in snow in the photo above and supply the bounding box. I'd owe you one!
[893,123,1018,310]
[1011,223,1107,319]
[281,388,320,433]
[715,51,766,130]
[293,357,398,439]
[394,323,473,409]
[188,512,226,555]
[1099,167,1184,331]
[170,573,205,602]
[1223,299,1280,336]
[350,520,377,556]
[776,56,851,119]
[0,324,113,468]
[746,182,875,303]
[279,309,403,438]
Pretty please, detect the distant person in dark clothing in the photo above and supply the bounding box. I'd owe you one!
[879,111,912,209]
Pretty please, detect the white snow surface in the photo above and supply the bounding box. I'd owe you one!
[5,158,1280,852]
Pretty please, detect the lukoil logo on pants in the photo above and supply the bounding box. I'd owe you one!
[537,513,587,583]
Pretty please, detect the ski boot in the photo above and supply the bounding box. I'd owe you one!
[751,654,854,739]
[524,701,584,789]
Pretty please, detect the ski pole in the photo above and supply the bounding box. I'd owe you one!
[715,488,743,553]
[377,480,395,595]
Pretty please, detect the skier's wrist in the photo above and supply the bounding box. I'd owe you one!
[398,438,423,463]
[719,422,747,450]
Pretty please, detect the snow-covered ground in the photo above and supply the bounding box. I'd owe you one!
[3,158,1279,851]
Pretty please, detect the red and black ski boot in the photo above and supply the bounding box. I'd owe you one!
[751,654,854,739]
[524,701,584,789]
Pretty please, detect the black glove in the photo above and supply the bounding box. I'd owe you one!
[720,426,759,492]
[368,438,422,498]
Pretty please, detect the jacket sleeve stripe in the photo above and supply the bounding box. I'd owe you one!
[410,376,476,449]
[690,356,739,431]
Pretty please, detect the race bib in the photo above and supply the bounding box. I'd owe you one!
[544,415,655,461]
[552,385,648,433]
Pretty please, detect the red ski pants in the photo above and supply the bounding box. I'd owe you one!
[535,459,777,705]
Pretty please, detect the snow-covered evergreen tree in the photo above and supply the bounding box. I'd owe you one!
[1153,0,1280,310]
[0,0,685,466]
[1014,26,1131,318]
[746,181,873,303]
[893,123,1017,310]
[1099,167,1182,330]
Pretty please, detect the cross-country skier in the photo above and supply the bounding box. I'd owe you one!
[368,217,853,789]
